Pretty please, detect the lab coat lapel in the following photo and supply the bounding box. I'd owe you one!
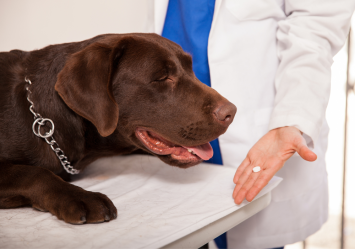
[209,0,222,40]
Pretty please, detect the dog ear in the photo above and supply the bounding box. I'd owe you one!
[55,39,127,137]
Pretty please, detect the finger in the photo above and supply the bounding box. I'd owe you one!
[296,142,317,162]
[233,163,256,198]
[233,162,262,199]
[245,158,283,202]
[233,157,251,184]
[234,169,262,204]
[245,171,273,202]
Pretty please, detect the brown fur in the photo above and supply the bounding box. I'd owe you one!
[0,33,236,224]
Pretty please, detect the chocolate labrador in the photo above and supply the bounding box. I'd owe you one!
[0,33,236,224]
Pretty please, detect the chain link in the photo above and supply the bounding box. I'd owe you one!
[25,77,80,175]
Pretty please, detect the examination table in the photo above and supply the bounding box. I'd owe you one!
[0,155,281,249]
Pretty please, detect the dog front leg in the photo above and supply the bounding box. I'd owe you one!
[0,164,117,224]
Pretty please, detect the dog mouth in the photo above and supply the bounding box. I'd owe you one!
[135,128,213,162]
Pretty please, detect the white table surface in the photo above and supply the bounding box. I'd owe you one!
[161,192,271,249]
[0,155,281,249]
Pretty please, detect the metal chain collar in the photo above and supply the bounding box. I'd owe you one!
[25,77,80,175]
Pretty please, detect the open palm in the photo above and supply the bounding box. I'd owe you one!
[232,126,317,204]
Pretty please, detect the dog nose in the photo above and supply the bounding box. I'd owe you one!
[214,102,237,126]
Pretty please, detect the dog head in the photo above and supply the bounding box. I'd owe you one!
[55,34,236,168]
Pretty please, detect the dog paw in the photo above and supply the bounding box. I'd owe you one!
[49,190,117,225]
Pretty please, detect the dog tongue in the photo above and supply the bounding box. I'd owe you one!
[183,143,213,160]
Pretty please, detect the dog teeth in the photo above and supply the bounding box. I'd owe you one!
[187,149,196,155]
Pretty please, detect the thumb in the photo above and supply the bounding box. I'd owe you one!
[296,139,317,162]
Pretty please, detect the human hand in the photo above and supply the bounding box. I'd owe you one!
[232,126,317,204]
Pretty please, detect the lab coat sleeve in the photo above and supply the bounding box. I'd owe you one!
[268,0,355,147]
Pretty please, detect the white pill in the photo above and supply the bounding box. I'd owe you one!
[253,166,261,173]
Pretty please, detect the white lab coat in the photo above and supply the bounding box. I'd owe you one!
[144,0,355,248]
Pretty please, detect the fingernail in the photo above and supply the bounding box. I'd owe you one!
[81,216,86,223]
[105,215,110,221]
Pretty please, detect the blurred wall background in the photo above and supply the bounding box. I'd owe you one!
[0,0,148,51]
[0,1,354,248]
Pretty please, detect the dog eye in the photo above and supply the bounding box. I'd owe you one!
[156,76,169,81]
[154,76,174,84]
